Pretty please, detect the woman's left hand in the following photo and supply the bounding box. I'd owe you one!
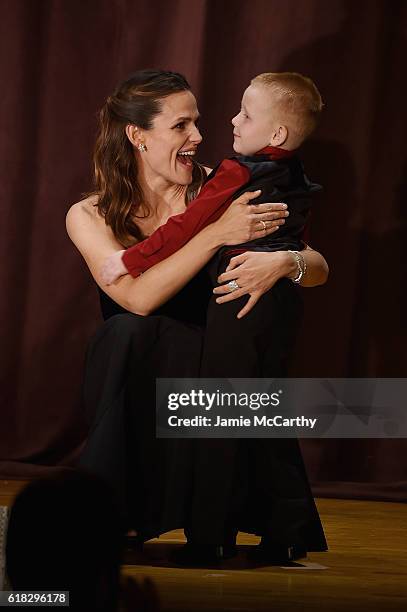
[213,251,293,319]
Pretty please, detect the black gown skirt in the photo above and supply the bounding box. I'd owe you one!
[78,266,327,552]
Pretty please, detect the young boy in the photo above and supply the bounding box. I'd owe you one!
[100,72,323,289]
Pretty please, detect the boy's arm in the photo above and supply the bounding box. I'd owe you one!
[121,159,250,277]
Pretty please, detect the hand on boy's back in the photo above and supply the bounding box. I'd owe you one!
[100,249,128,285]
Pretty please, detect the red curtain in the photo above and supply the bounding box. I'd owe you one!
[1,0,406,501]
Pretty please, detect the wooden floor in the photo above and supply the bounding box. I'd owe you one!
[1,480,406,611]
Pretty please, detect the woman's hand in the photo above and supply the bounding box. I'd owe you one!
[212,189,289,246]
[213,251,295,318]
[213,246,329,318]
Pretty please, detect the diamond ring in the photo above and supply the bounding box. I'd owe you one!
[260,220,267,231]
[227,280,240,292]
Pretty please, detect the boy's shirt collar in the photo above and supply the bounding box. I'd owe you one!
[256,145,297,159]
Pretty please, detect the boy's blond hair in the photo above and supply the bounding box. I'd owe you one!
[251,72,323,142]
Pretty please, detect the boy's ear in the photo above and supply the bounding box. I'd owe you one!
[269,125,288,147]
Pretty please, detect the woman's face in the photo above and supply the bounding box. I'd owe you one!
[138,90,202,187]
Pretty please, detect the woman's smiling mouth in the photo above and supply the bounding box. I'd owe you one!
[177,149,196,167]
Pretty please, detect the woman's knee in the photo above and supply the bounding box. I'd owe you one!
[85,313,158,358]
[104,313,148,334]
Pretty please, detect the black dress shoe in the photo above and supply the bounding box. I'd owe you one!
[170,542,238,566]
[247,540,307,564]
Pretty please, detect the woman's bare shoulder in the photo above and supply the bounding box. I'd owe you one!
[66,195,108,240]
[66,194,100,226]
[66,194,122,257]
[203,166,213,176]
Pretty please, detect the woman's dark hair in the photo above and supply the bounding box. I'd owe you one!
[91,69,206,246]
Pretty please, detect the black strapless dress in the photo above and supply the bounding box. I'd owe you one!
[78,268,327,551]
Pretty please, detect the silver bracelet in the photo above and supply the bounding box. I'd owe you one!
[288,250,307,284]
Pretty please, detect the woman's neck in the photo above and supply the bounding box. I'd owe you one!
[136,166,187,220]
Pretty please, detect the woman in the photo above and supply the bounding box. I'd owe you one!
[66,70,328,565]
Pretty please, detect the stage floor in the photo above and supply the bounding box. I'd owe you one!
[1,480,406,611]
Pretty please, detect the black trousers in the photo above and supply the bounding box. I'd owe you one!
[185,256,326,550]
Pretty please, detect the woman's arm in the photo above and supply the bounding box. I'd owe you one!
[245,244,329,287]
[213,245,329,318]
[66,193,285,316]
[293,244,329,287]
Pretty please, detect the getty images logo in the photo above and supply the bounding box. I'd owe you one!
[167,389,283,411]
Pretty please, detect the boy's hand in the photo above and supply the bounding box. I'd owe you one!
[100,250,128,285]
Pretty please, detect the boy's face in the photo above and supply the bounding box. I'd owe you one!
[232,84,281,155]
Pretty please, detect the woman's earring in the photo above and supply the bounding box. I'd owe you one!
[138,143,147,152]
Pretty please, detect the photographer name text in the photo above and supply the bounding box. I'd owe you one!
[167,415,317,429]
